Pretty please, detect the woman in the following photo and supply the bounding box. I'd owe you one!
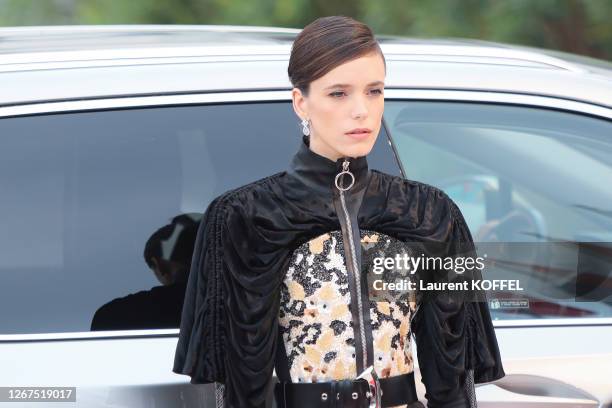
[173,16,505,408]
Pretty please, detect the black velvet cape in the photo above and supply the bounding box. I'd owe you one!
[173,137,505,407]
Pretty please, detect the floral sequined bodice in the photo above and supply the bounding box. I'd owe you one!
[278,230,417,385]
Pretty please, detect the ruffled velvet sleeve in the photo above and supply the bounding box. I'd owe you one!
[411,193,505,408]
[173,195,227,385]
[173,188,281,408]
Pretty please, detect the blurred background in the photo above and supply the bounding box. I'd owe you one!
[1,0,610,61]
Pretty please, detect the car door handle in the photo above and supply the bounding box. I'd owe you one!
[493,374,598,402]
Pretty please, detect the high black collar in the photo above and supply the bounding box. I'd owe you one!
[286,134,371,197]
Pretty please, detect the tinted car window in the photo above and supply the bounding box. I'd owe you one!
[385,101,612,320]
[0,101,398,335]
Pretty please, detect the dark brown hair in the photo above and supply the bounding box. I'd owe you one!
[288,16,386,95]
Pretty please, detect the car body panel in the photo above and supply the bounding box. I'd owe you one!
[0,25,610,108]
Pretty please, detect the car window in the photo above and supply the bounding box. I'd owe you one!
[0,101,399,335]
[385,100,612,320]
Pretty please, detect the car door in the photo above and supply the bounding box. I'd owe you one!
[384,89,612,406]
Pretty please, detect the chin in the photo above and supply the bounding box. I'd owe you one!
[337,140,374,159]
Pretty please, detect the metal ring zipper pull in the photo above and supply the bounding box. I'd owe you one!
[335,159,355,191]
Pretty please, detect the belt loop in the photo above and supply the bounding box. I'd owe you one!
[339,379,352,408]
[329,380,340,408]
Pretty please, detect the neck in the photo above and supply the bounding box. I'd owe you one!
[308,134,342,162]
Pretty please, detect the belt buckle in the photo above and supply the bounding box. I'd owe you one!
[356,365,382,408]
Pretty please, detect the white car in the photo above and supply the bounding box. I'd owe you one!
[0,25,611,407]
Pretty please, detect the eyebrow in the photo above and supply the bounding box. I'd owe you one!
[324,81,385,90]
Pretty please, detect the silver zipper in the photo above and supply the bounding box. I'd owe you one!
[335,159,368,372]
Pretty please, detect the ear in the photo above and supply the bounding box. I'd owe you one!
[151,257,168,277]
[291,87,308,120]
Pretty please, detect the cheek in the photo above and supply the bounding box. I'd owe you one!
[313,103,345,126]
[371,99,385,117]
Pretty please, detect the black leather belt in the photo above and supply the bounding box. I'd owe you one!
[275,372,419,408]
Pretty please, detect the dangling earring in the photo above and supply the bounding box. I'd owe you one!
[301,118,310,136]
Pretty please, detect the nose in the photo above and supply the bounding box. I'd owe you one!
[351,95,368,120]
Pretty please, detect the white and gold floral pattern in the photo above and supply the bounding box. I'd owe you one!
[278,229,417,389]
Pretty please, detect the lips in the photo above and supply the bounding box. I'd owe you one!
[345,128,372,141]
[346,128,372,135]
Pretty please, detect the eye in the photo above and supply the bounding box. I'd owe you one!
[329,91,346,98]
[369,88,383,95]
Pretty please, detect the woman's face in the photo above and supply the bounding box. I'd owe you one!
[292,51,386,161]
